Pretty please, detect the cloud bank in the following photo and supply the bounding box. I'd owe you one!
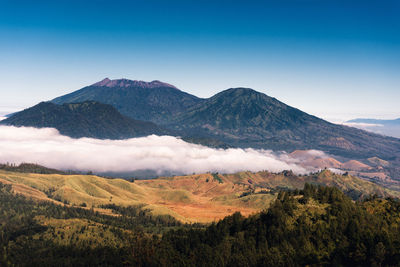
[343,122,384,129]
[343,122,400,138]
[0,126,311,175]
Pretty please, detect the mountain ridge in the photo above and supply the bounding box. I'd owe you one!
[166,86,400,161]
[6,78,400,180]
[91,77,179,89]
[348,118,400,125]
[0,101,168,139]
[52,78,203,124]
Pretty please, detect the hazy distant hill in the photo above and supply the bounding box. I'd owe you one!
[1,101,167,139]
[346,118,400,138]
[52,78,203,124]
[348,118,400,125]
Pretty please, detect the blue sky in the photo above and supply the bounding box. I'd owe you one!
[0,0,399,121]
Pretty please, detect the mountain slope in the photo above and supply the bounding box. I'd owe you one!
[52,78,203,124]
[167,88,400,160]
[1,101,167,139]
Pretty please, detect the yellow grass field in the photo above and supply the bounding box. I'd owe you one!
[0,169,398,223]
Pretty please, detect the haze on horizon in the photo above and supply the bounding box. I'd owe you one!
[0,0,399,122]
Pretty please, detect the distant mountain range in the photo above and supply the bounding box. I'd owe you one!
[3,78,400,167]
[345,118,400,139]
[1,101,167,139]
[348,118,400,125]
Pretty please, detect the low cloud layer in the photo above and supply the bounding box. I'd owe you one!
[343,122,400,138]
[343,122,384,129]
[0,126,312,175]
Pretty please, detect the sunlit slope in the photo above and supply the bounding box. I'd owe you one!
[0,169,398,223]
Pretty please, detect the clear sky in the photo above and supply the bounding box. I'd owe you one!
[0,0,399,121]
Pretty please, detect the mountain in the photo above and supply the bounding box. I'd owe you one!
[19,78,400,166]
[52,78,203,124]
[167,87,400,160]
[345,118,400,138]
[348,118,400,125]
[0,101,167,139]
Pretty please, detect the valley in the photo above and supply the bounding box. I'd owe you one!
[1,167,398,223]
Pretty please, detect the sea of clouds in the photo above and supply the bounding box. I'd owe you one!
[0,125,316,175]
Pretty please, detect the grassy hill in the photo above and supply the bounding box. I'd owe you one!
[1,169,398,223]
[1,180,400,266]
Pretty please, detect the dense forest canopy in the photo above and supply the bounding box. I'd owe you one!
[1,181,400,266]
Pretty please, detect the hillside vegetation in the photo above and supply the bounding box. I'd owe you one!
[129,185,400,266]
[0,169,398,223]
[1,181,400,266]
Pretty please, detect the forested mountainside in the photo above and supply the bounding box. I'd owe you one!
[1,181,399,266]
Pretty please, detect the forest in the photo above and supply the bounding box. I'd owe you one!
[1,181,400,266]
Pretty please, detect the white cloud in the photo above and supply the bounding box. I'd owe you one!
[0,117,6,121]
[0,126,311,175]
[342,122,384,128]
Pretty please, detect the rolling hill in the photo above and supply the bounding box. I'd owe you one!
[1,168,397,223]
[0,101,168,139]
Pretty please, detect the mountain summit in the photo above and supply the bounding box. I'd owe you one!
[165,87,400,160]
[52,78,202,124]
[91,78,178,89]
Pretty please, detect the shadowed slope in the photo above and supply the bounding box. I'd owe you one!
[52,78,203,124]
[167,88,400,160]
[1,101,168,139]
